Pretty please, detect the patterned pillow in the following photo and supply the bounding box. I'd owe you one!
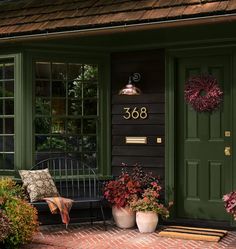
[19,168,59,202]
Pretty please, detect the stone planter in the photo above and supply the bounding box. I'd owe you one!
[136,211,158,233]
[112,206,136,229]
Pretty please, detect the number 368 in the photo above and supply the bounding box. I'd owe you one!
[123,107,148,120]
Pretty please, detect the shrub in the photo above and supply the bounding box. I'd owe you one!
[0,209,11,242]
[0,178,25,206]
[4,198,39,248]
[0,178,39,249]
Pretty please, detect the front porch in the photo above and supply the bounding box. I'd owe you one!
[21,222,236,249]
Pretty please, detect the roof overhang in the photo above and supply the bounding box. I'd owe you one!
[0,13,236,44]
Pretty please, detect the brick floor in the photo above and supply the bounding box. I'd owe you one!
[21,222,236,249]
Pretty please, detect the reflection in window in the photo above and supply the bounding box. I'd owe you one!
[0,61,14,169]
[34,62,99,168]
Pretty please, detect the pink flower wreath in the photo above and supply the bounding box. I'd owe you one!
[184,75,223,112]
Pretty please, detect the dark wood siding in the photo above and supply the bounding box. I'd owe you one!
[111,50,165,179]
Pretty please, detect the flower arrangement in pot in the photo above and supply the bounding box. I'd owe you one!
[223,191,236,219]
[130,181,171,233]
[103,165,171,230]
[103,168,141,228]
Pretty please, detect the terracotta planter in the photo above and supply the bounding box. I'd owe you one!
[136,211,158,233]
[112,206,136,229]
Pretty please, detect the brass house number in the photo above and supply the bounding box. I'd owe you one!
[123,107,148,120]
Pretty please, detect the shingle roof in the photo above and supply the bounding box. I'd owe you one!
[0,0,235,38]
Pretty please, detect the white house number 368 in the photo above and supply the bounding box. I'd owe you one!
[123,107,148,120]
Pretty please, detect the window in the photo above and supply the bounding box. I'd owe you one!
[0,60,14,169]
[34,62,99,168]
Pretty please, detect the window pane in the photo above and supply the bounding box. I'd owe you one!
[5,118,14,134]
[4,136,14,151]
[35,62,50,79]
[83,136,96,151]
[0,154,14,170]
[5,81,14,97]
[35,117,51,134]
[67,119,81,134]
[67,136,82,152]
[35,98,50,115]
[35,80,50,97]
[52,80,66,97]
[68,99,81,116]
[83,152,96,167]
[83,83,97,98]
[35,135,50,151]
[52,63,66,80]
[68,64,82,80]
[52,99,66,115]
[52,118,65,134]
[5,64,14,79]
[83,119,96,134]
[84,65,98,81]
[35,153,51,163]
[83,99,97,115]
[50,136,67,151]
[68,79,82,98]
[4,99,14,115]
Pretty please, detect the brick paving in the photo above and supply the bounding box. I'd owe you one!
[21,222,236,249]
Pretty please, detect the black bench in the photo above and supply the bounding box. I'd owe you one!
[30,157,106,230]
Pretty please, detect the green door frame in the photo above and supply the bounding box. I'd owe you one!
[165,46,236,225]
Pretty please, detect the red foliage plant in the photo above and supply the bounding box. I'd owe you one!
[103,165,160,208]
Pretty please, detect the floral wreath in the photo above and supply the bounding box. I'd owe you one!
[184,75,223,112]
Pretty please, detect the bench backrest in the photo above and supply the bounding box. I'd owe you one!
[32,157,101,199]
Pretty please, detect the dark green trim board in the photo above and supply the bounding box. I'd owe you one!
[232,48,236,226]
[165,53,175,215]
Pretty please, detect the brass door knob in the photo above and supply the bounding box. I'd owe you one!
[224,147,231,156]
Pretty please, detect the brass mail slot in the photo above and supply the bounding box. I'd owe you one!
[125,137,147,144]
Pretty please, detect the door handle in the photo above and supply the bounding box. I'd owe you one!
[224,147,231,156]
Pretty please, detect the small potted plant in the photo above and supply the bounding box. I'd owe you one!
[223,191,236,219]
[103,169,141,228]
[130,181,170,233]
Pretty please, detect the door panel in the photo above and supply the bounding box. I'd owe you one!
[176,55,232,221]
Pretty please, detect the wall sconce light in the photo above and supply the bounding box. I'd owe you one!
[118,74,142,95]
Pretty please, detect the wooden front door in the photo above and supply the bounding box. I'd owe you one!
[176,55,232,221]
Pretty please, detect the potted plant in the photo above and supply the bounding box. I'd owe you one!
[103,169,141,228]
[130,181,170,233]
[103,165,165,229]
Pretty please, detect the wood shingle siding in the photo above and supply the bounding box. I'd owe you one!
[0,0,235,38]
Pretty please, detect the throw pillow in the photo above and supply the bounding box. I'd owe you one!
[19,168,59,202]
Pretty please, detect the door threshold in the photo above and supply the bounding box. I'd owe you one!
[162,218,232,230]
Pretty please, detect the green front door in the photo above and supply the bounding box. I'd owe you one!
[176,55,232,221]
